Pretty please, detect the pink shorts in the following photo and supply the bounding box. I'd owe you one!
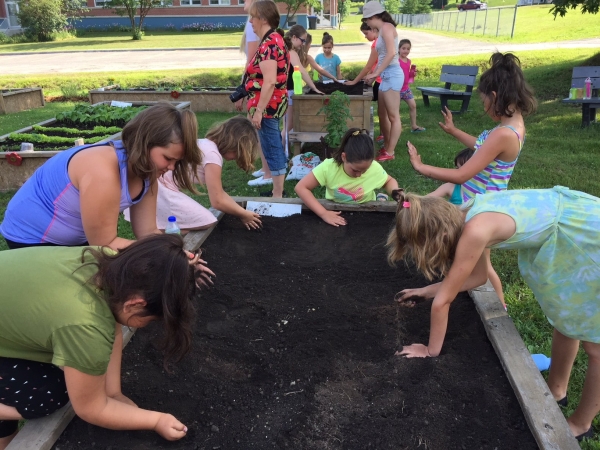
[401,88,414,101]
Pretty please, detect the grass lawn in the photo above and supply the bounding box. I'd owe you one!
[1,47,600,446]
[406,4,600,43]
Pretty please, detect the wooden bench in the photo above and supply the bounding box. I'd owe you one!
[416,65,479,114]
[561,66,600,127]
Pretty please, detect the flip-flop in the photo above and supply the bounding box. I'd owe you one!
[557,395,568,407]
[411,127,426,133]
[576,426,594,442]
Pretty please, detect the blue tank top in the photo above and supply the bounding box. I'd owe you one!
[0,141,150,245]
[449,184,462,205]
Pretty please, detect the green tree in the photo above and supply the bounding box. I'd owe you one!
[551,0,599,16]
[400,0,431,14]
[104,0,171,40]
[280,0,321,27]
[338,0,350,23]
[384,0,401,13]
[17,0,69,41]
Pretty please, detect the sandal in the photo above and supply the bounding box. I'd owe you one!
[411,127,426,133]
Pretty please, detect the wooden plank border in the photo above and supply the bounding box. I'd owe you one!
[469,282,579,450]
[9,203,576,449]
[6,208,225,450]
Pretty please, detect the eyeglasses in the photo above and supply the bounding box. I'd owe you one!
[298,37,306,44]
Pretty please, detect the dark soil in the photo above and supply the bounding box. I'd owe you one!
[307,81,366,96]
[54,213,537,450]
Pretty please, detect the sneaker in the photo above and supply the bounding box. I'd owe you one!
[252,169,265,178]
[248,176,273,186]
[375,149,395,162]
[375,135,385,143]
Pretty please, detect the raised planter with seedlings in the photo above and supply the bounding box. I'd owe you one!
[89,85,239,113]
[0,88,45,115]
[0,100,191,192]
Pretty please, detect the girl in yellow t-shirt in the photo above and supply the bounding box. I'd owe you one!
[295,128,400,227]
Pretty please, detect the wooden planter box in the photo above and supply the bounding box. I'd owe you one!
[89,86,238,113]
[7,199,579,450]
[290,91,374,154]
[0,101,191,192]
[0,88,45,115]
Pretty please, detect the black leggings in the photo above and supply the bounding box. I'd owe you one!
[0,357,69,438]
[3,238,88,250]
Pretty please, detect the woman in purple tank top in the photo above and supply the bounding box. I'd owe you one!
[1,103,201,251]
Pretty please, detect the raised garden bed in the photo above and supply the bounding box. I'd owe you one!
[0,100,191,192]
[40,201,577,450]
[0,88,45,115]
[89,85,238,113]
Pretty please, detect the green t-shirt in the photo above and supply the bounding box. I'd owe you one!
[0,246,116,376]
[311,158,389,203]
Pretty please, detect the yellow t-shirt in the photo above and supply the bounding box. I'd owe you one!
[311,158,389,203]
[0,246,116,376]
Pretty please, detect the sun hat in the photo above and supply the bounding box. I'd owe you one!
[362,1,385,18]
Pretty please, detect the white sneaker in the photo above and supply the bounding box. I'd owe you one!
[252,169,265,178]
[248,176,273,186]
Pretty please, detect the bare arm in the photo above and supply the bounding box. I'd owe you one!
[290,51,323,94]
[129,181,162,239]
[382,175,399,195]
[438,106,477,148]
[295,172,346,227]
[426,183,455,199]
[204,163,262,230]
[346,47,378,85]
[336,63,342,80]
[246,41,258,66]
[104,324,136,406]
[406,129,516,184]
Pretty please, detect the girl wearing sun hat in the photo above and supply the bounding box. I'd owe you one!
[359,1,403,162]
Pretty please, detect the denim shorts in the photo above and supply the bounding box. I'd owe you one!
[259,117,287,176]
[379,64,404,92]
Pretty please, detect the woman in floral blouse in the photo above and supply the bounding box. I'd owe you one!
[244,0,290,198]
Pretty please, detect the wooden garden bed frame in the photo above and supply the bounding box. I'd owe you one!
[0,101,191,192]
[0,88,45,115]
[7,199,579,450]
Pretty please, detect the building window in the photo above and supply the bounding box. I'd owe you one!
[209,0,231,4]
[180,0,202,4]
[238,0,245,4]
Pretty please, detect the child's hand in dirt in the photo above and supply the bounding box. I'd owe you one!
[320,210,347,227]
[186,250,216,288]
[241,211,262,230]
[154,413,188,440]
[394,287,429,307]
[406,141,423,171]
[438,106,456,134]
[395,343,431,358]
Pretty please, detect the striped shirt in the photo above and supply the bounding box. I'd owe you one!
[461,125,523,203]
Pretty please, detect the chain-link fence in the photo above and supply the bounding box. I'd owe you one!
[394,6,518,38]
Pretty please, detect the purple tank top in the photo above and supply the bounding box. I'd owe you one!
[0,140,150,245]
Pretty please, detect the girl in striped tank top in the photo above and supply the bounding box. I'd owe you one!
[405,52,537,309]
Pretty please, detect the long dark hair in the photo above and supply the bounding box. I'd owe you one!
[83,234,196,366]
[477,52,537,118]
[371,12,397,26]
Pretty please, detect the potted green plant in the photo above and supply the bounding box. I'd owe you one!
[317,91,353,157]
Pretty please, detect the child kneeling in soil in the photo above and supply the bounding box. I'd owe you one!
[125,116,263,232]
[0,234,214,448]
[389,187,600,442]
[295,128,400,227]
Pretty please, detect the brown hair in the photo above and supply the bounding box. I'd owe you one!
[477,52,537,118]
[322,31,334,46]
[83,234,196,366]
[205,116,260,172]
[386,191,464,281]
[285,24,307,51]
[370,12,397,26]
[120,102,201,193]
[249,0,280,30]
[454,148,474,167]
[331,128,375,165]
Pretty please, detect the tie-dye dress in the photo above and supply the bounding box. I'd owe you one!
[465,186,600,343]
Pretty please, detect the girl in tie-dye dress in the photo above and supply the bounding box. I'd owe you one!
[390,187,600,442]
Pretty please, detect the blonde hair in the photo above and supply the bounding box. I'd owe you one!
[204,116,259,172]
[120,102,201,193]
[386,192,464,281]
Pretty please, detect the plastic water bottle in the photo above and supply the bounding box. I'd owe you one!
[312,69,319,82]
[165,216,180,234]
[531,354,551,371]
[293,66,303,95]
[583,77,592,100]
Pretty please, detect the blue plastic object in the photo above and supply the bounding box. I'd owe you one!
[531,354,551,371]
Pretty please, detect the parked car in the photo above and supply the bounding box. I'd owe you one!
[458,0,488,10]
